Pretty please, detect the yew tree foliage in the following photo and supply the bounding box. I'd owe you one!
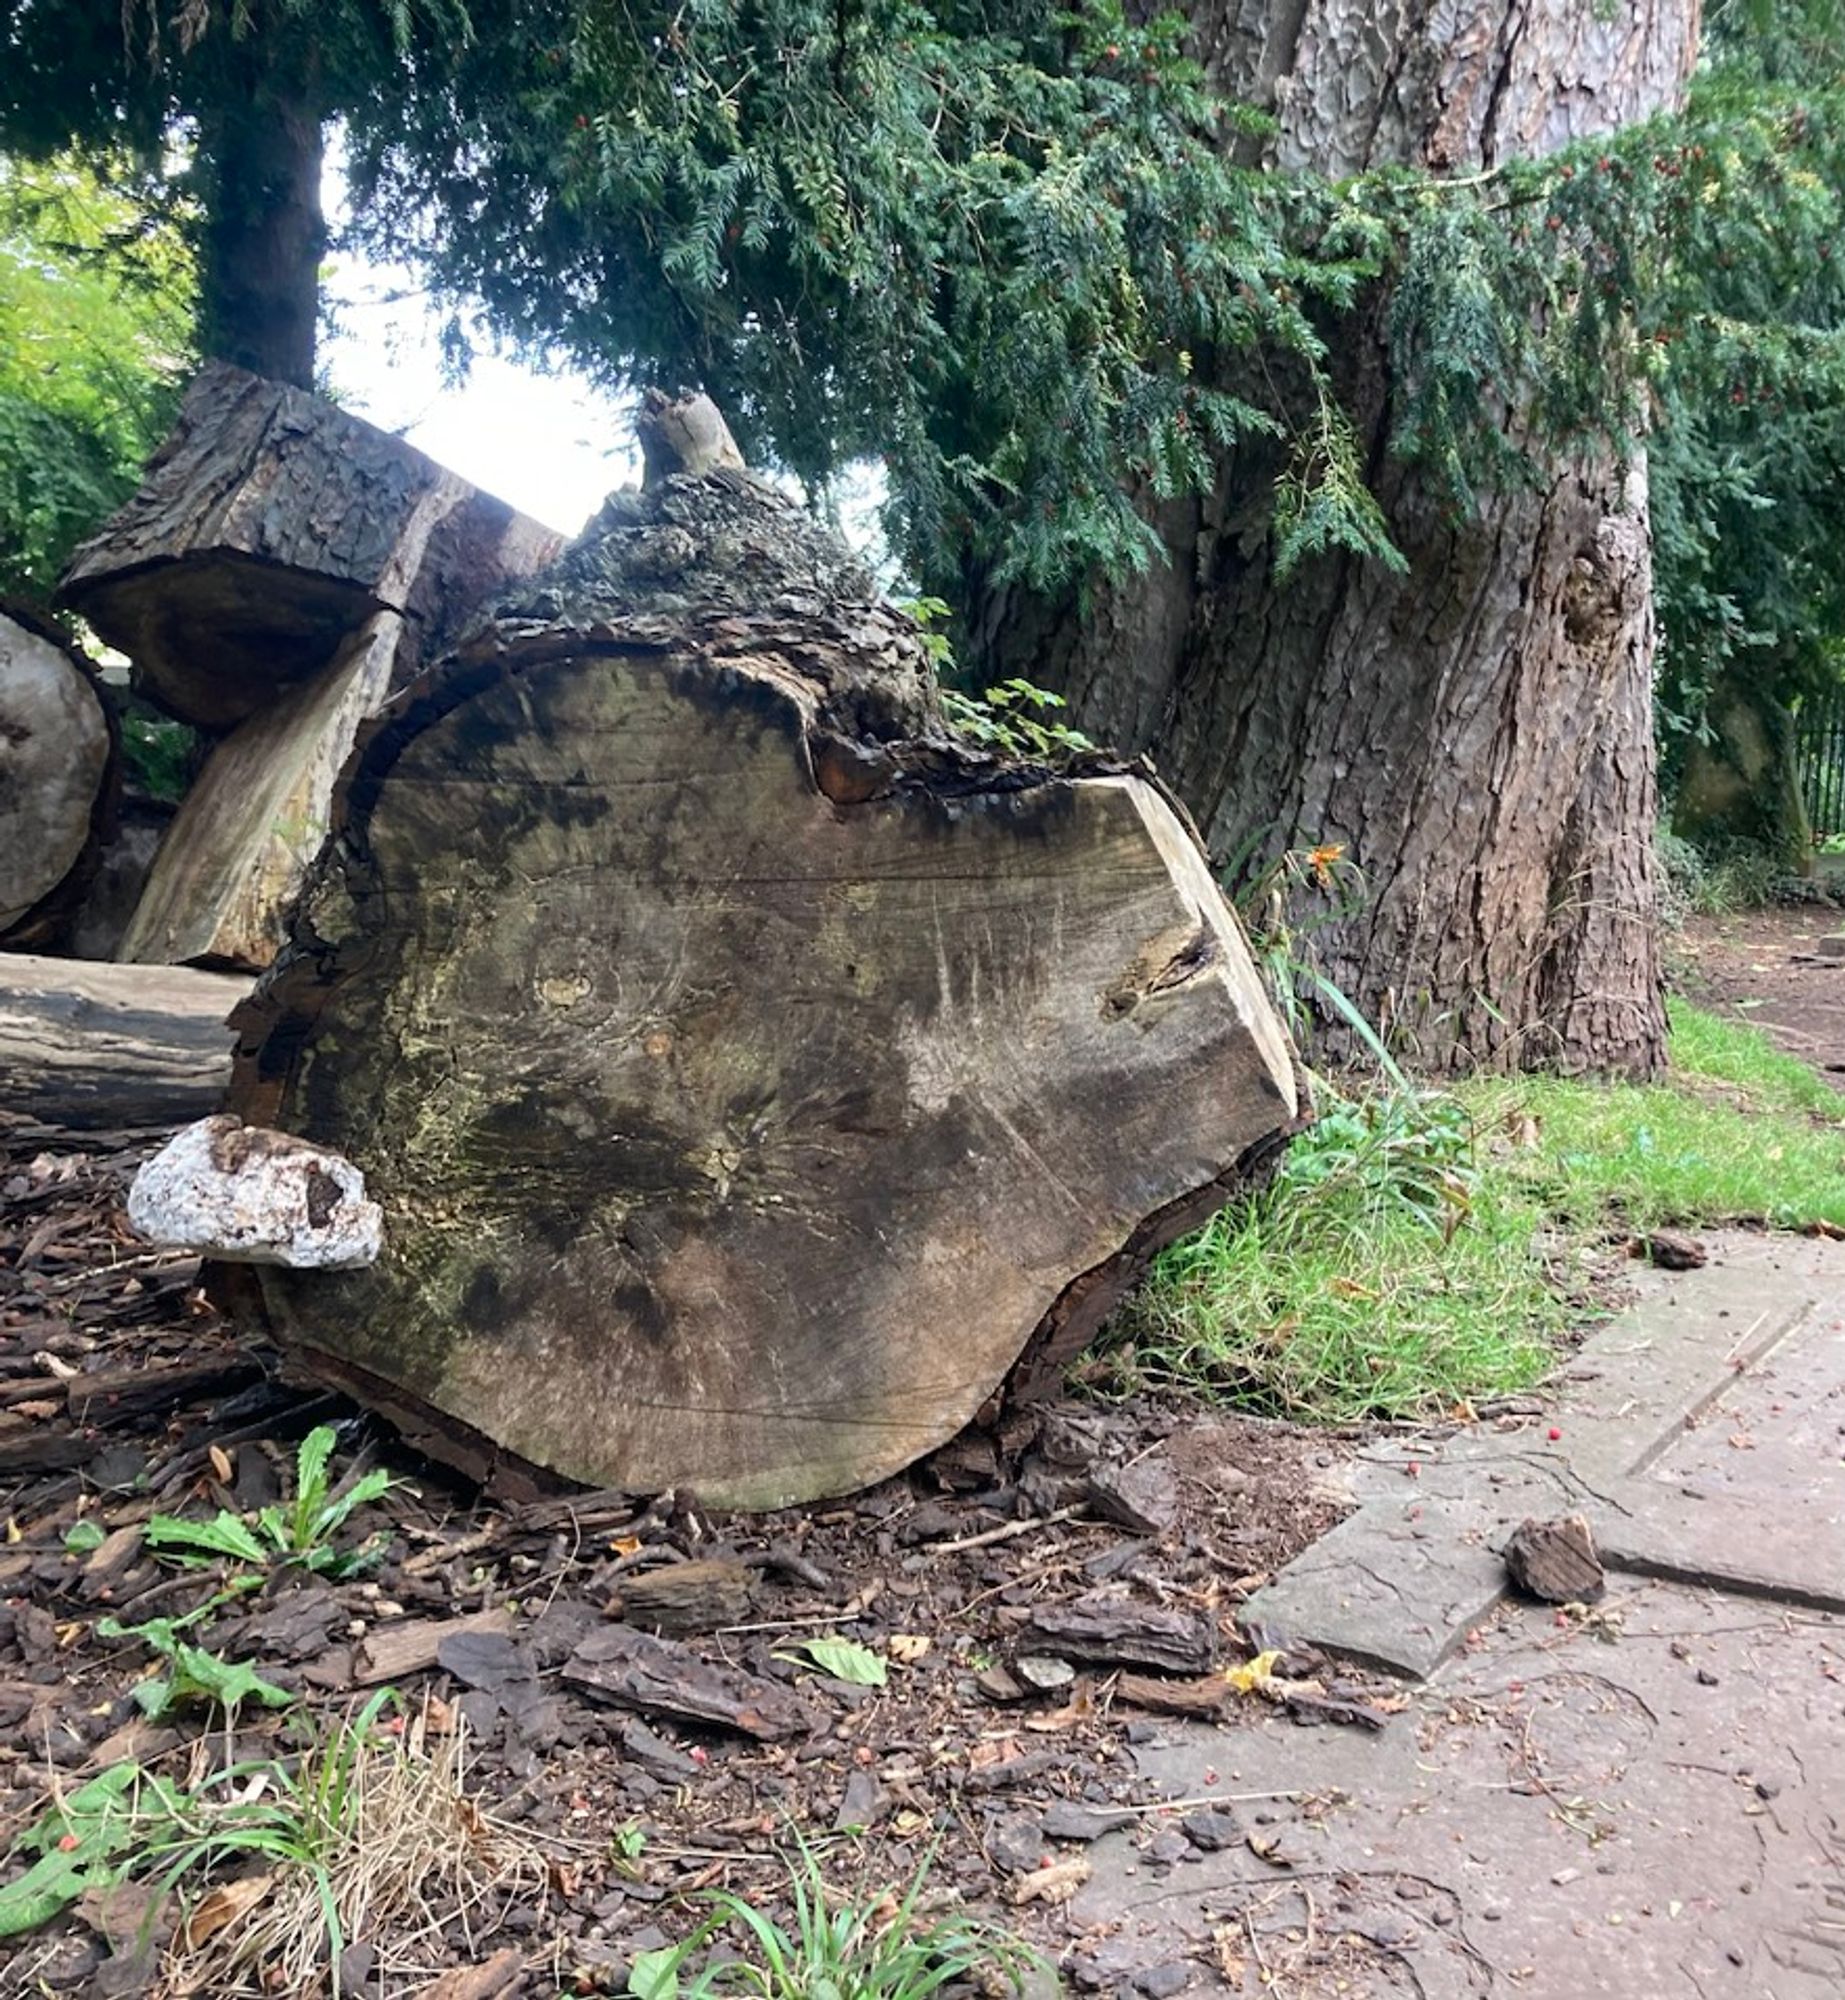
[4,0,1842,714]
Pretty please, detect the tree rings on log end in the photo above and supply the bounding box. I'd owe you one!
[222,475,1298,1508]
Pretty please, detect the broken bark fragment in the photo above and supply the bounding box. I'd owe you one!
[561,1625,809,1741]
[218,467,1299,1508]
[1502,1513,1606,1604]
[1025,1594,1217,1675]
[606,1558,757,1636]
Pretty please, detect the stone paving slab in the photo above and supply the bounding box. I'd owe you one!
[1068,1579,1845,1998]
[1239,1233,1845,1673]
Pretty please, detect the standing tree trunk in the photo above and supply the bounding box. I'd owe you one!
[964,0,1697,1078]
[196,38,324,389]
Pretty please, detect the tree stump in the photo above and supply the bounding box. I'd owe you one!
[0,608,118,948]
[222,469,1300,1508]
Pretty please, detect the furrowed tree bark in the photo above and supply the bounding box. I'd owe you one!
[196,40,325,390]
[221,468,1301,1509]
[0,607,117,950]
[964,0,1694,1078]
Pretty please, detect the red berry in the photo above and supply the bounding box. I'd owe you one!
[1547,1426,1563,1442]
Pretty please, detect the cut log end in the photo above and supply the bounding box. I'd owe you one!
[0,608,118,946]
[215,471,1298,1509]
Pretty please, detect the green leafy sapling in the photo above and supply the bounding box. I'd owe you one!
[146,1424,396,1581]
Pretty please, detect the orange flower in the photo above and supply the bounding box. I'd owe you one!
[1306,842,1345,887]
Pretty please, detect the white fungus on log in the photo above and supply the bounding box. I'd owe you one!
[128,1115,383,1270]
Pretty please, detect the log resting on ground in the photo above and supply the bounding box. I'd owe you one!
[0,954,244,1132]
[0,609,117,947]
[222,468,1301,1508]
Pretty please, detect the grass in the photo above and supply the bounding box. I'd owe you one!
[629,1839,1041,2000]
[0,1696,546,1994]
[1109,1000,1845,1421]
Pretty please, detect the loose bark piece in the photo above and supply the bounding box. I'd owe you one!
[1112,1672,1232,1721]
[607,1558,758,1636]
[0,608,117,945]
[407,1950,524,2000]
[61,362,566,731]
[1085,1452,1181,1535]
[561,1624,809,1741]
[128,1115,383,1269]
[1640,1228,1708,1272]
[66,1355,263,1426]
[221,471,1299,1508]
[1502,1513,1605,1604]
[352,1606,514,1687]
[0,954,243,1132]
[1026,1594,1217,1676]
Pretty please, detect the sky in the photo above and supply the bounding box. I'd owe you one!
[318,151,635,537]
[315,150,891,567]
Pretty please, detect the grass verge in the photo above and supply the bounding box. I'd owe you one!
[1105,1000,1845,1421]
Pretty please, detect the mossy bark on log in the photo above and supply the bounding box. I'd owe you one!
[223,472,1299,1509]
[60,361,566,731]
[0,608,118,949]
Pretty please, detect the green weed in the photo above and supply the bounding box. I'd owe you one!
[629,1839,1039,2000]
[146,1424,395,1582]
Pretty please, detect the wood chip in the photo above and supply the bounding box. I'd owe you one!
[1026,1593,1216,1675]
[352,1606,514,1686]
[1502,1513,1605,1604]
[407,1949,525,2000]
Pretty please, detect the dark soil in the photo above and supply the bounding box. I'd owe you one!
[0,1119,1371,1998]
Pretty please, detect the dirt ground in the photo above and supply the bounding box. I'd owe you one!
[6,908,1845,1997]
[1672,904,1845,1071]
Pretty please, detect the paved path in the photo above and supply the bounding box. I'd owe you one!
[1069,1234,1845,1997]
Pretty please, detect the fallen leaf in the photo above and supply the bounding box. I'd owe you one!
[610,1535,642,1557]
[181,1873,272,1948]
[1224,1650,1283,1695]
[208,1445,235,1486]
[773,1636,888,1687]
[1007,1857,1090,1906]
[887,1633,931,1665]
[1246,1830,1288,1866]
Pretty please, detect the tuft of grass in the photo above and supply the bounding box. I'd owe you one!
[1112,1002,1845,1421]
[0,1696,545,1993]
[630,1838,1040,2000]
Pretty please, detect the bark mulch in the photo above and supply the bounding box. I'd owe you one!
[0,1117,1377,1997]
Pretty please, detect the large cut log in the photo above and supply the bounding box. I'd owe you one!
[0,954,243,1132]
[60,365,567,969]
[61,362,567,731]
[221,467,1299,1509]
[0,609,118,949]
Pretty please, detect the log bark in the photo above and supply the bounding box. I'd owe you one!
[63,366,567,970]
[221,470,1300,1508]
[963,0,1693,1078]
[0,609,118,948]
[0,954,243,1133]
[60,362,566,731]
